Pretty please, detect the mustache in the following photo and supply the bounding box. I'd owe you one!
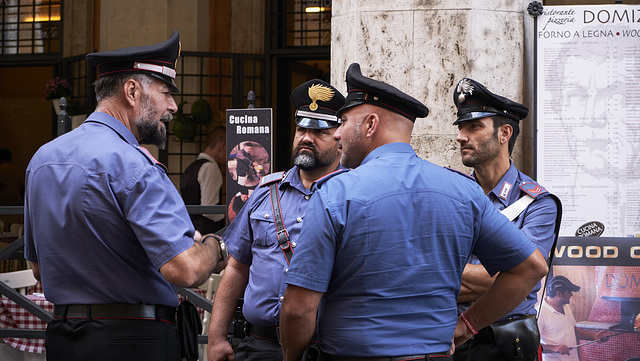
[161,113,173,122]
[295,142,317,153]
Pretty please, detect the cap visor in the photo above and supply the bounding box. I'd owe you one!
[453,111,498,125]
[149,73,180,94]
[335,100,366,119]
[295,116,340,129]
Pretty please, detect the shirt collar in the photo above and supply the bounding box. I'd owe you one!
[84,112,139,147]
[472,161,518,208]
[197,153,215,162]
[361,142,415,166]
[279,166,310,194]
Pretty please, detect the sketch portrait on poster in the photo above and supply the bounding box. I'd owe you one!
[536,4,640,238]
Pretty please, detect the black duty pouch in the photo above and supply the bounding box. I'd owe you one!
[177,300,203,361]
[300,343,322,361]
[489,314,539,361]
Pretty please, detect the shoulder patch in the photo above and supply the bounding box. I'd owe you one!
[259,171,285,187]
[312,168,349,190]
[136,146,167,172]
[519,181,548,198]
[445,167,474,181]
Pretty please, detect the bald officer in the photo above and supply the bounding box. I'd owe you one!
[279,63,549,361]
[24,31,225,361]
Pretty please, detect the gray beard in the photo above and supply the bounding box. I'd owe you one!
[293,153,317,170]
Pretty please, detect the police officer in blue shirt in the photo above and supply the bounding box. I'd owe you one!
[279,63,549,361]
[207,79,345,361]
[452,78,562,361]
[24,31,226,361]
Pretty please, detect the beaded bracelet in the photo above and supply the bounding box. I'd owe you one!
[460,312,478,335]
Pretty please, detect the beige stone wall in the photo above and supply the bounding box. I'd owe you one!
[331,0,534,175]
[97,0,209,52]
[230,0,265,53]
[62,0,94,57]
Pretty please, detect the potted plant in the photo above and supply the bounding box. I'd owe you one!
[46,76,71,114]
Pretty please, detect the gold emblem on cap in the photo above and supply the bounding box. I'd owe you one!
[457,78,474,103]
[308,84,334,111]
[175,41,182,68]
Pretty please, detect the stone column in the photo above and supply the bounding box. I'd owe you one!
[331,0,533,173]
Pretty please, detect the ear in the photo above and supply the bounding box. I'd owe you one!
[499,123,513,145]
[123,79,138,107]
[363,113,379,138]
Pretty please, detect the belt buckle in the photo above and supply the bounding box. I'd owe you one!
[276,326,281,345]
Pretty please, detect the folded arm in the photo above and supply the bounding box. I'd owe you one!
[280,284,323,361]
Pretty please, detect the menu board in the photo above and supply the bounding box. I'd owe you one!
[536,5,640,237]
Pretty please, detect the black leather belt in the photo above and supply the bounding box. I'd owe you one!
[53,303,176,325]
[322,352,451,361]
[248,324,279,342]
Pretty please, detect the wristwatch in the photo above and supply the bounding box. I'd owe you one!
[203,234,228,262]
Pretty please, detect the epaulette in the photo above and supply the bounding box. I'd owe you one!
[259,171,285,187]
[136,146,167,172]
[445,167,474,181]
[312,168,349,190]
[519,181,548,199]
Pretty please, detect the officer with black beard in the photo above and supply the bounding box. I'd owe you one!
[207,79,345,361]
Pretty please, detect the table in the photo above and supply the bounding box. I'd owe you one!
[0,293,50,353]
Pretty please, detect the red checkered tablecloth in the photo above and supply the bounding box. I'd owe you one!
[0,293,51,353]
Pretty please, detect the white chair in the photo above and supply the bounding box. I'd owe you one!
[10,223,23,238]
[199,270,224,361]
[0,269,38,295]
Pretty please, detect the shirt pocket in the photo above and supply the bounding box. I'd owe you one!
[249,210,277,249]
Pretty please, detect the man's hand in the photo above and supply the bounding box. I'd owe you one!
[207,336,235,361]
[453,315,474,347]
[557,345,570,355]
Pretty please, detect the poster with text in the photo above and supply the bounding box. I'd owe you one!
[226,108,273,223]
[536,5,640,238]
[540,237,640,361]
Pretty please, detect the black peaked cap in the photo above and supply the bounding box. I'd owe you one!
[452,78,528,125]
[86,31,181,93]
[290,79,346,129]
[336,63,429,122]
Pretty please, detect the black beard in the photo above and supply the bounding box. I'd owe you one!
[137,110,172,149]
[137,119,167,149]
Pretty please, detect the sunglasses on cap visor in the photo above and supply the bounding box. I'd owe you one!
[295,116,341,130]
[454,111,499,124]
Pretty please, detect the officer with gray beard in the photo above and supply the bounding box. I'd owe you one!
[207,79,345,361]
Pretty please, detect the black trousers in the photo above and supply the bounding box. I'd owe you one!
[235,335,282,361]
[46,317,180,361]
[455,329,539,361]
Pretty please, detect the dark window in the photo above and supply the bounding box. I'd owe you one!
[0,0,61,55]
[270,0,331,49]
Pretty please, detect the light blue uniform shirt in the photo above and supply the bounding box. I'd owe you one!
[458,162,558,319]
[224,166,316,327]
[24,112,194,307]
[284,143,537,357]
